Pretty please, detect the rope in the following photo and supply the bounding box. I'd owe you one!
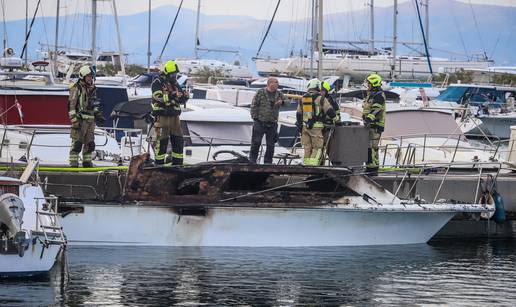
[20,0,42,60]
[255,0,281,58]
[158,0,184,62]
[468,0,487,58]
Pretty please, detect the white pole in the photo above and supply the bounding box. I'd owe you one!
[317,0,323,79]
[147,0,151,73]
[92,0,97,68]
[112,0,126,85]
[194,0,201,59]
[309,0,315,78]
[54,0,60,76]
[25,0,28,65]
[369,0,375,55]
[391,0,398,79]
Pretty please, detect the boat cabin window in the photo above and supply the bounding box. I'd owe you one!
[97,55,112,62]
[66,55,91,61]
[182,121,252,146]
[436,86,468,103]
[131,74,153,86]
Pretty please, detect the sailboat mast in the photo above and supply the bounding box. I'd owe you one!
[25,0,28,65]
[147,0,151,73]
[369,0,374,55]
[391,0,398,79]
[92,0,97,69]
[54,0,60,76]
[317,0,323,79]
[423,0,429,47]
[414,0,432,75]
[112,0,126,85]
[194,0,201,59]
[309,0,315,78]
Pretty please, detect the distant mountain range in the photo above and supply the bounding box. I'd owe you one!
[3,0,515,73]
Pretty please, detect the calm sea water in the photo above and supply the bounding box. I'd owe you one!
[1,239,516,306]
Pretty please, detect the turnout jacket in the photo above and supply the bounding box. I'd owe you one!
[68,80,98,122]
[151,74,187,117]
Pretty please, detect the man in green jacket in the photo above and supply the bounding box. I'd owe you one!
[249,77,286,164]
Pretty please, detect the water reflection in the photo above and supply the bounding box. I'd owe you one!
[1,240,515,306]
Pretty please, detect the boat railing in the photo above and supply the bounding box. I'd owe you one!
[0,126,146,162]
[381,132,502,167]
[34,195,67,247]
[168,133,301,164]
[389,161,502,205]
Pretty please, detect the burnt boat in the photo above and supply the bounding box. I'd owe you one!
[57,154,492,247]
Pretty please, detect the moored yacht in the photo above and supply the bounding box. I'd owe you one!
[0,161,66,277]
[57,154,493,247]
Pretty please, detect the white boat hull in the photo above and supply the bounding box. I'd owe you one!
[60,204,462,247]
[0,237,61,277]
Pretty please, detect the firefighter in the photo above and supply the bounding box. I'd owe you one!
[68,65,104,168]
[320,80,341,124]
[320,80,341,165]
[295,79,336,166]
[362,73,386,176]
[151,60,188,165]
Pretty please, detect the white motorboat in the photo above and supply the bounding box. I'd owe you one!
[0,161,66,277]
[334,103,506,168]
[180,104,300,164]
[58,156,493,247]
[0,125,130,166]
[429,83,516,138]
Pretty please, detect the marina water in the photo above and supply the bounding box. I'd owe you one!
[1,239,516,306]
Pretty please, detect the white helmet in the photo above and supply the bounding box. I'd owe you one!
[307,78,321,91]
[79,65,93,79]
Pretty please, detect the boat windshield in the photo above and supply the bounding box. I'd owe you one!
[435,86,468,102]
[183,121,252,146]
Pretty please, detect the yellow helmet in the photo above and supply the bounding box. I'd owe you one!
[163,60,178,75]
[321,80,331,92]
[79,65,93,79]
[307,78,321,91]
[366,73,382,87]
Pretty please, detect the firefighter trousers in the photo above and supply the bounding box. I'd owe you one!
[154,115,184,165]
[367,128,382,171]
[69,119,95,167]
[301,127,324,166]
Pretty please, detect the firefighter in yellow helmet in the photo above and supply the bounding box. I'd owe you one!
[68,65,104,168]
[363,73,386,176]
[151,60,188,165]
[319,80,341,165]
[295,78,337,166]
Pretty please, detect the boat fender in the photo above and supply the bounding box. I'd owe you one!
[491,190,506,224]
[479,193,495,219]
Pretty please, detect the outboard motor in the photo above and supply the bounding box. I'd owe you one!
[0,194,25,237]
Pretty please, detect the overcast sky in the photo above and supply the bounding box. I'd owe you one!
[2,0,516,22]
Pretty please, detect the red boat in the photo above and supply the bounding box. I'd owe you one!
[0,69,129,126]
